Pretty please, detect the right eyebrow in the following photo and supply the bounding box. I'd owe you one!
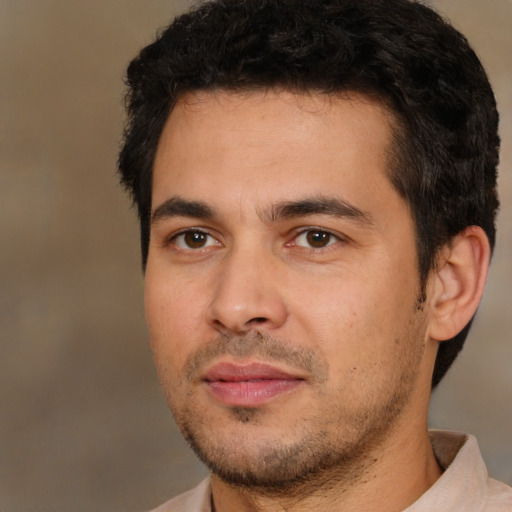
[151,196,215,225]
[266,196,374,226]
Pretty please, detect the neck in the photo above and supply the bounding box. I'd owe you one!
[210,424,442,512]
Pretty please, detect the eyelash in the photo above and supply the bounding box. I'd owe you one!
[166,227,344,252]
[168,229,220,250]
[289,228,343,250]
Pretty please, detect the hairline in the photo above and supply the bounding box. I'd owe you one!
[154,85,425,273]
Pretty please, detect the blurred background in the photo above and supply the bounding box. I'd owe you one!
[1,1,510,511]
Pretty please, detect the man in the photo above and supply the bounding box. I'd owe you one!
[118,0,512,510]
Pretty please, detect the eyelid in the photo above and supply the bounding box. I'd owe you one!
[166,227,222,250]
[287,226,347,249]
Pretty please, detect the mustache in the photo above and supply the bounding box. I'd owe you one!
[184,331,328,383]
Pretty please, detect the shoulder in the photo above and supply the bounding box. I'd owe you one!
[406,431,512,511]
[484,477,512,512]
[147,478,211,512]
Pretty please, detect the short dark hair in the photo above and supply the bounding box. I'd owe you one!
[118,0,500,387]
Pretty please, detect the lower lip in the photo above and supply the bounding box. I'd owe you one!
[205,379,303,407]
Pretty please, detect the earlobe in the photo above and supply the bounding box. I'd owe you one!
[427,226,491,342]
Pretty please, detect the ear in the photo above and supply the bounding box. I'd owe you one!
[427,226,491,342]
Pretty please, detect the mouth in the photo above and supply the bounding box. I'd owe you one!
[202,362,305,407]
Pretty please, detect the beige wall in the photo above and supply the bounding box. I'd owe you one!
[1,1,510,510]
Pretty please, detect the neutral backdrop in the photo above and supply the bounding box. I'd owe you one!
[1,1,511,511]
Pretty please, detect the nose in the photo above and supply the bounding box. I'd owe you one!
[205,246,288,335]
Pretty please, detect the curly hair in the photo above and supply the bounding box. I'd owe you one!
[118,0,500,387]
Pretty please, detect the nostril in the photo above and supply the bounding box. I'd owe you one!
[250,317,268,324]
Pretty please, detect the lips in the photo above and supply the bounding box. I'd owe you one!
[203,362,304,407]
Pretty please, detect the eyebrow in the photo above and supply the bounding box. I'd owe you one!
[151,195,373,226]
[267,196,373,225]
[151,196,215,225]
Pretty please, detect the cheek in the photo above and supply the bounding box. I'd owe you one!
[291,272,415,370]
[144,270,209,370]
[290,284,366,372]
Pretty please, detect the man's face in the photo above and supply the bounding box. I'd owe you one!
[145,90,435,488]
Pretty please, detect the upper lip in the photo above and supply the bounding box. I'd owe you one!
[203,362,304,382]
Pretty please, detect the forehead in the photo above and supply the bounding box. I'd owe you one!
[152,89,401,219]
[164,89,394,145]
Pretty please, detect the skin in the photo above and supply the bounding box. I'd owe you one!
[145,90,450,511]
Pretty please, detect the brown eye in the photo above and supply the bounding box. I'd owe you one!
[173,230,219,249]
[307,231,331,247]
[184,231,207,248]
[295,229,338,249]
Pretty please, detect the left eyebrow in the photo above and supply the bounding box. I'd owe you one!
[265,196,374,226]
[151,196,215,225]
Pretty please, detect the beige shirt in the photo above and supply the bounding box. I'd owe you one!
[149,431,512,512]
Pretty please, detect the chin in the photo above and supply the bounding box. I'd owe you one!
[176,405,375,493]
